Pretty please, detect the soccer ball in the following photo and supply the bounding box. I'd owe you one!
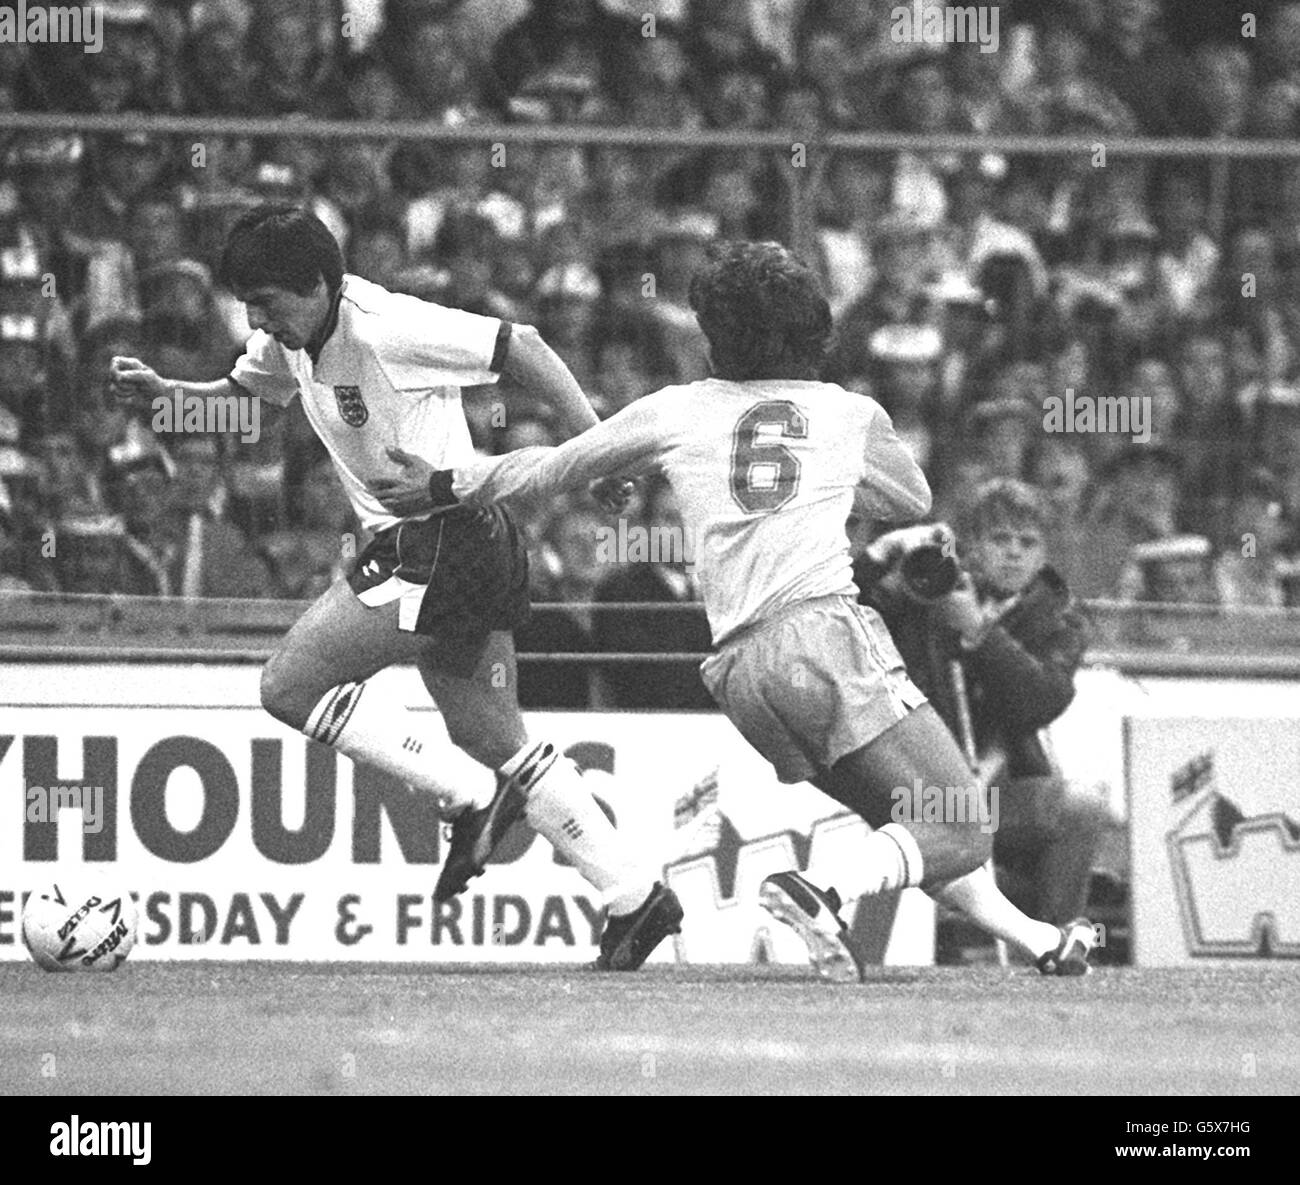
[21,879,139,972]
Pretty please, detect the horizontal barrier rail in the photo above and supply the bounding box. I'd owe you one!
[2,111,1299,158]
[4,593,1300,677]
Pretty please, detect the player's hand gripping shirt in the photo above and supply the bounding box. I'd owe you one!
[229,274,508,532]
[453,378,932,644]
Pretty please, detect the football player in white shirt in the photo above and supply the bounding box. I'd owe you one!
[109,205,681,971]
[395,241,1096,978]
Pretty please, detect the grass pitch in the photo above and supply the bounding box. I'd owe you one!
[1,962,1297,1096]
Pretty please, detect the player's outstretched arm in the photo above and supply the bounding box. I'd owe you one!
[499,323,601,441]
[109,357,243,411]
[452,397,664,510]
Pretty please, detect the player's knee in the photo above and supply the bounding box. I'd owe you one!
[260,659,308,729]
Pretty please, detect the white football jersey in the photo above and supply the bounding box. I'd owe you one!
[457,378,931,644]
[229,275,506,531]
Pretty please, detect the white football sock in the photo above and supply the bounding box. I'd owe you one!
[304,682,495,814]
[804,823,925,899]
[930,863,1062,961]
[512,742,652,916]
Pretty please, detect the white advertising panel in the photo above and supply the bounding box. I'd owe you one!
[0,664,932,966]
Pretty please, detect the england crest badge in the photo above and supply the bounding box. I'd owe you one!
[333,385,368,427]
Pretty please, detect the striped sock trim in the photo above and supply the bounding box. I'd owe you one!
[306,682,364,747]
[500,740,557,790]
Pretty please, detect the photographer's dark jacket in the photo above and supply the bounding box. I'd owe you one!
[853,558,1088,778]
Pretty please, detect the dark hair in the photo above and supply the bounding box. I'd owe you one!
[217,204,344,297]
[966,477,1048,537]
[688,240,831,381]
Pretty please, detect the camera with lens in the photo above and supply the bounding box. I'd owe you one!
[897,542,962,603]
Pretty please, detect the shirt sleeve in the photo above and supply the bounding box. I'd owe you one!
[453,395,668,506]
[228,331,300,407]
[372,296,509,390]
[852,401,932,524]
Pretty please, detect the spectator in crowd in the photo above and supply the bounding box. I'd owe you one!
[796,21,872,128]
[0,296,54,440]
[1095,211,1172,353]
[1022,9,1137,139]
[244,2,341,117]
[0,26,33,113]
[487,0,638,121]
[1194,41,1253,141]
[77,132,177,247]
[180,1,255,115]
[660,151,767,242]
[432,211,520,320]
[854,478,1106,931]
[794,0,930,121]
[698,60,773,132]
[950,41,1031,137]
[127,196,190,278]
[1153,166,1220,327]
[813,152,889,317]
[1087,0,1213,137]
[533,262,603,390]
[581,149,665,253]
[686,0,783,89]
[1031,437,1095,598]
[591,321,671,417]
[1251,382,1300,523]
[319,143,392,239]
[1173,328,1250,525]
[1076,447,1185,600]
[881,53,962,224]
[1117,353,1182,462]
[102,435,179,595]
[260,453,355,600]
[967,394,1039,483]
[1213,467,1298,608]
[94,2,183,115]
[1121,534,1219,606]
[40,429,103,520]
[71,317,156,467]
[165,435,275,598]
[334,50,406,122]
[53,510,162,596]
[592,478,714,710]
[860,323,943,468]
[641,220,712,383]
[139,259,237,382]
[6,134,95,304]
[621,19,705,129]
[829,209,937,383]
[938,156,1048,298]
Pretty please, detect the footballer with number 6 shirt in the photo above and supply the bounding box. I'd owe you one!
[400,241,1097,980]
[109,205,681,972]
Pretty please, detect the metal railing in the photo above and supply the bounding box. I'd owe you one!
[4,591,1300,677]
[2,111,1293,256]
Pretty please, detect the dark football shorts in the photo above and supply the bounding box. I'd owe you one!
[348,503,531,677]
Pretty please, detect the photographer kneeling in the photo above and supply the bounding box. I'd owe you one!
[854,478,1107,934]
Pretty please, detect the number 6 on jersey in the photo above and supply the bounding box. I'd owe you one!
[729,400,809,513]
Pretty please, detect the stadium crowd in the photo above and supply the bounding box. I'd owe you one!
[3,0,1300,655]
